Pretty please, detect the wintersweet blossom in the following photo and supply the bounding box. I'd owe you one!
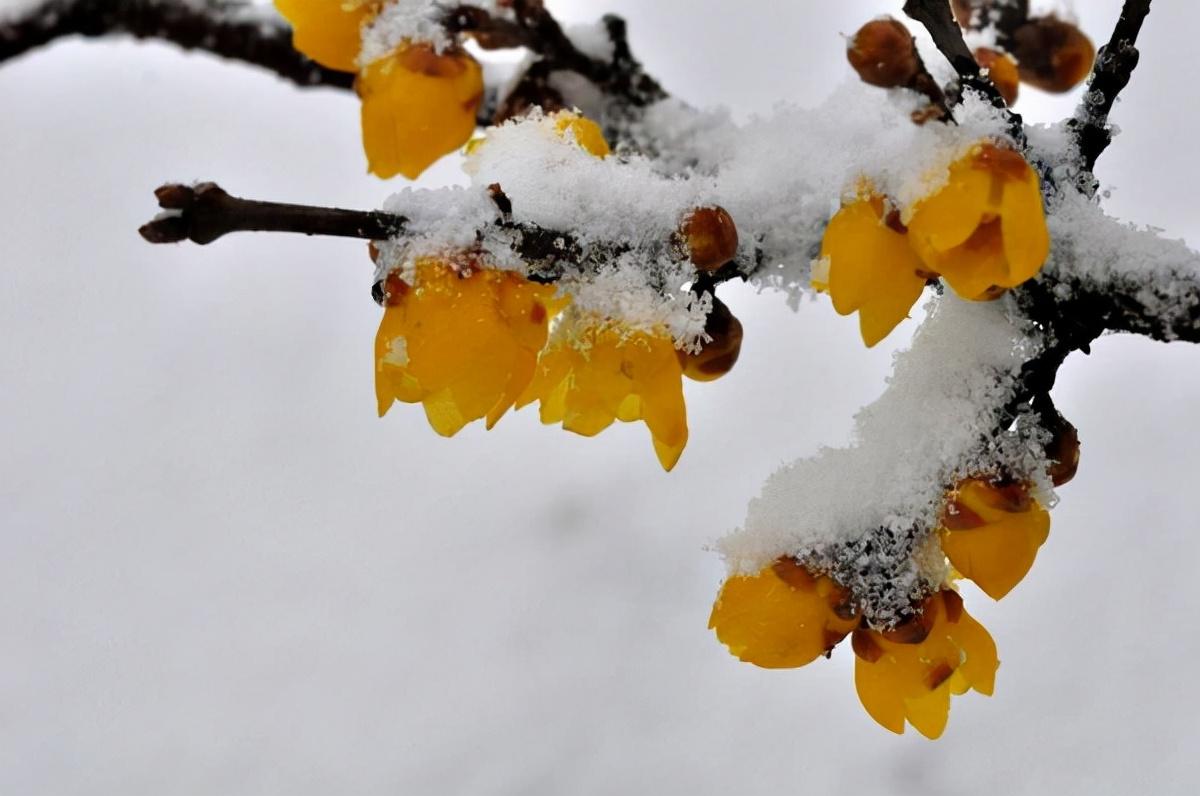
[852,590,998,739]
[906,143,1050,300]
[358,44,484,179]
[517,312,689,471]
[709,558,860,669]
[939,478,1051,600]
[816,192,929,347]
[273,1,484,179]
[375,259,566,435]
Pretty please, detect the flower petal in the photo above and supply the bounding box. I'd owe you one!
[359,46,484,179]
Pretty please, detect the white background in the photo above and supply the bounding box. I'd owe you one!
[2,1,1199,793]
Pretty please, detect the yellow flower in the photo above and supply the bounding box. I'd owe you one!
[359,43,485,179]
[274,2,484,179]
[375,259,566,436]
[816,193,929,347]
[939,478,1051,600]
[275,0,378,73]
[517,313,689,471]
[852,590,998,739]
[709,558,860,669]
[906,143,1050,300]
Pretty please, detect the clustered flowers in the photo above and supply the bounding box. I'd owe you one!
[710,475,1056,738]
[708,0,1096,734]
[373,115,743,470]
[815,142,1050,346]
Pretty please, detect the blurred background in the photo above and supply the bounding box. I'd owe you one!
[2,1,1199,793]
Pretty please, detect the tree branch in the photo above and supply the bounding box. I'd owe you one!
[0,0,354,91]
[1071,0,1153,177]
[139,183,404,246]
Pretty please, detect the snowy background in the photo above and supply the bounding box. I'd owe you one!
[3,1,1199,793]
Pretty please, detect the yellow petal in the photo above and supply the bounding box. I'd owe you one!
[851,591,996,737]
[903,681,952,740]
[375,260,556,435]
[1000,171,1051,285]
[553,112,611,158]
[934,218,1010,300]
[820,197,928,347]
[942,480,1051,600]
[854,653,908,734]
[710,561,857,669]
[359,45,484,179]
[858,267,928,347]
[950,607,999,696]
[275,0,374,73]
[907,162,991,254]
[523,321,691,469]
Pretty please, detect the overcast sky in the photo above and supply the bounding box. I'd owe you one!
[2,1,1199,794]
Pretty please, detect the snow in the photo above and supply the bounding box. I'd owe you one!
[718,294,1050,625]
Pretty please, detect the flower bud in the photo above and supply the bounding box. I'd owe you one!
[1011,16,1096,93]
[1043,413,1081,487]
[847,18,920,89]
[679,206,739,273]
[678,296,743,382]
[974,47,1020,106]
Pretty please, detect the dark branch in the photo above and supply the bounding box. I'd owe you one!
[1071,0,1153,178]
[139,183,405,246]
[902,0,1025,141]
[0,0,354,91]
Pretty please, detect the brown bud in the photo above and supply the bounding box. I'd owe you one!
[680,206,739,272]
[678,296,743,382]
[974,47,1020,106]
[847,18,920,89]
[1044,414,1081,487]
[1011,16,1096,93]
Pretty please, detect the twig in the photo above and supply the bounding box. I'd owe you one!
[1072,0,1154,178]
[139,184,405,246]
